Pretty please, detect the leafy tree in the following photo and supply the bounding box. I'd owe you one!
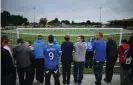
[86,20,91,25]
[39,17,48,27]
[48,18,60,25]
[1,11,29,27]
[1,11,11,26]
[61,20,70,24]
[71,20,75,25]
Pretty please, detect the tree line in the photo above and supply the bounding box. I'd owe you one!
[1,11,101,27]
[1,11,29,27]
[39,17,101,27]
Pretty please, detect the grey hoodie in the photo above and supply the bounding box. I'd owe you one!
[13,44,34,68]
[74,41,88,62]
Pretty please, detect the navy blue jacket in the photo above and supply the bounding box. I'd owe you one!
[61,41,73,63]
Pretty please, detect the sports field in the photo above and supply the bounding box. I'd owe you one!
[1,28,133,46]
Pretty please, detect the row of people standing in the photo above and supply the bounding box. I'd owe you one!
[1,33,133,85]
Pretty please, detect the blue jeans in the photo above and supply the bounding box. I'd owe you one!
[94,61,104,82]
[74,61,85,84]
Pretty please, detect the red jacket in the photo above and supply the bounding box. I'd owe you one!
[117,44,130,64]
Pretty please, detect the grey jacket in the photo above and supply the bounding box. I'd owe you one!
[13,44,34,68]
[74,41,87,62]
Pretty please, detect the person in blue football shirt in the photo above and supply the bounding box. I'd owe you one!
[44,35,61,85]
[85,37,95,68]
[93,33,106,85]
[34,35,46,84]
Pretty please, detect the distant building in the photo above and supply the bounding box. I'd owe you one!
[108,18,133,29]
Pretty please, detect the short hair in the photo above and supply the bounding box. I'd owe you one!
[97,32,103,38]
[64,35,70,41]
[121,39,128,44]
[38,35,43,40]
[78,35,85,41]
[1,36,8,44]
[48,35,54,43]
[26,41,31,45]
[17,38,23,44]
[108,36,112,40]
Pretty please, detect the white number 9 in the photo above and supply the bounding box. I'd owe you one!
[49,52,54,60]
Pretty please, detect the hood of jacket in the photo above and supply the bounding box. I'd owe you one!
[35,40,44,43]
[77,41,87,49]
[121,44,130,50]
[14,44,25,53]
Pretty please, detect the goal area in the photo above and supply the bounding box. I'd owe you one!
[1,28,133,46]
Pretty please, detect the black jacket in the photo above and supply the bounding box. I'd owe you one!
[106,40,117,62]
[128,35,133,69]
[1,47,14,76]
[61,41,73,64]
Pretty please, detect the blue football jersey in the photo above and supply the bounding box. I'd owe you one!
[44,45,60,69]
[86,41,94,51]
[94,39,107,62]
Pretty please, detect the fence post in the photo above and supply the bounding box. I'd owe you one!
[16,28,19,39]
[119,28,123,45]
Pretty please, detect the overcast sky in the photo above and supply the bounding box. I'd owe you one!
[1,0,133,23]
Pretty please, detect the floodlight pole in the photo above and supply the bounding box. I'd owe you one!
[100,7,102,27]
[33,7,36,27]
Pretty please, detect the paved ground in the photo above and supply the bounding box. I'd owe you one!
[16,74,120,85]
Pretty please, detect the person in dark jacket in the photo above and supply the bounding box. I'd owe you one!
[34,35,46,84]
[1,47,14,85]
[1,36,16,85]
[61,35,73,85]
[128,35,133,83]
[13,38,34,85]
[104,36,117,83]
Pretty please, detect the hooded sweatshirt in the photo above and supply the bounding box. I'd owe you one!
[13,44,33,68]
[74,41,88,62]
[34,40,46,58]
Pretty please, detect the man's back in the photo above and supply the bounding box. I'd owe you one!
[61,41,73,62]
[13,44,33,68]
[106,40,117,59]
[44,45,60,69]
[86,41,94,52]
[74,41,87,62]
[94,39,106,62]
[1,47,14,76]
[34,40,45,58]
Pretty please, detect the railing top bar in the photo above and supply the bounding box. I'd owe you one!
[17,28,123,30]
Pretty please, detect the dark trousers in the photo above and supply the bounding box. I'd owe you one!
[1,75,12,85]
[12,67,16,85]
[74,61,84,84]
[105,57,116,82]
[45,68,60,85]
[94,61,104,82]
[120,65,129,85]
[17,66,35,85]
[34,58,44,83]
[85,51,94,68]
[62,62,71,84]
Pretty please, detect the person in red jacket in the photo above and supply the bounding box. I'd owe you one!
[118,39,130,85]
